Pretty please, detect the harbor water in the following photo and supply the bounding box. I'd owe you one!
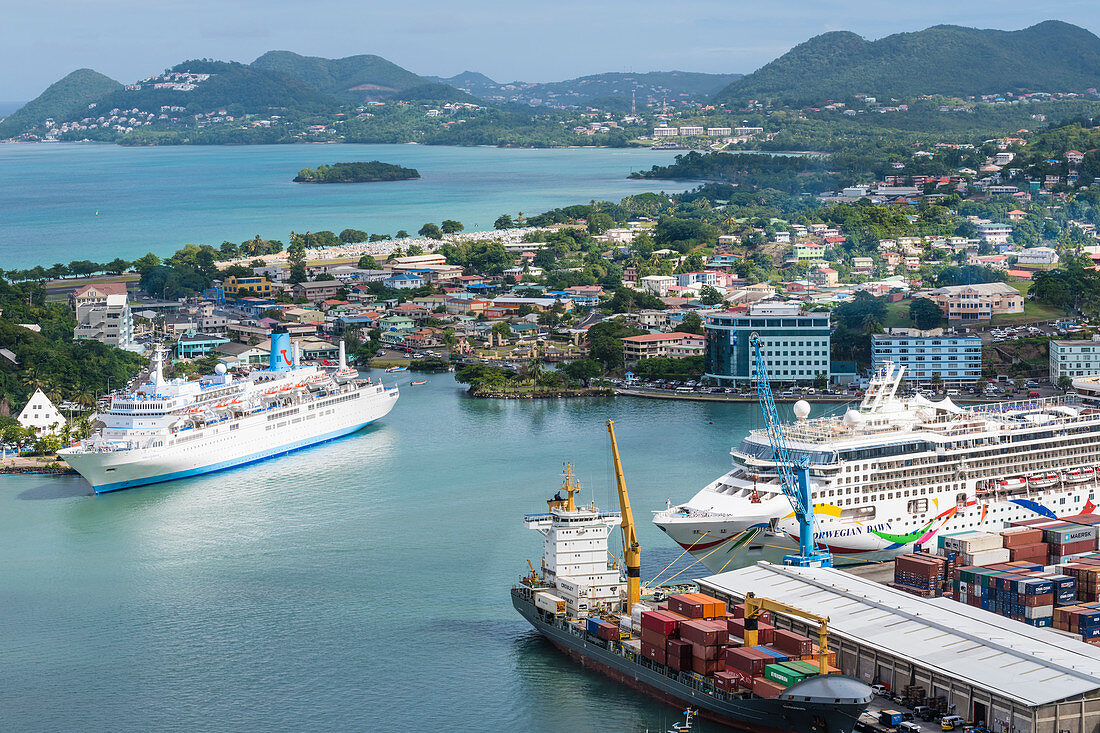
[0,375,800,731]
[0,143,684,269]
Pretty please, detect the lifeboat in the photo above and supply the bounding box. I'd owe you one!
[1065,467,1096,483]
[1028,472,1059,489]
[998,477,1027,491]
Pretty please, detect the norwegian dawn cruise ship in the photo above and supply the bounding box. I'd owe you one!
[654,363,1100,571]
[60,332,398,493]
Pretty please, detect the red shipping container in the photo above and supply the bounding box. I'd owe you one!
[641,628,667,648]
[1023,593,1054,607]
[681,619,729,646]
[666,638,692,664]
[753,677,785,698]
[641,641,666,664]
[1009,543,1049,560]
[773,629,813,657]
[691,656,723,675]
[726,666,755,690]
[726,617,775,643]
[1001,527,1044,548]
[713,670,739,692]
[725,647,769,675]
[691,641,724,660]
[596,621,619,642]
[668,594,707,619]
[640,610,679,636]
[731,605,772,623]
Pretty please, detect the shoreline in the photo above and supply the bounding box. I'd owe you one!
[615,388,1016,405]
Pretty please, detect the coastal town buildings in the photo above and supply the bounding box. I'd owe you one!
[621,332,705,363]
[1050,340,1100,381]
[925,283,1024,323]
[871,330,983,385]
[703,303,831,386]
[73,292,140,351]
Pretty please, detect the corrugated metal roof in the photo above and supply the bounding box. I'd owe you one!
[699,563,1100,707]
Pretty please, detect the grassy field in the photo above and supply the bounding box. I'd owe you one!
[989,300,1066,325]
[882,300,914,329]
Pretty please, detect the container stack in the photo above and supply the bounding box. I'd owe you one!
[680,618,729,675]
[940,531,1010,566]
[1054,604,1100,644]
[953,564,1075,627]
[893,553,950,597]
[1000,527,1048,563]
[585,617,620,642]
[638,593,730,670]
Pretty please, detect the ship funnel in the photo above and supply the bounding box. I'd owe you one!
[338,340,347,369]
[152,348,165,385]
[270,332,292,372]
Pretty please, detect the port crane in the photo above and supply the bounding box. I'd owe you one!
[607,419,641,612]
[750,332,832,568]
[741,592,832,675]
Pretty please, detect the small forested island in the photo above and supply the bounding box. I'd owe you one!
[293,161,420,183]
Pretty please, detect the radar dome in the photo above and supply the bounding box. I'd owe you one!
[843,409,863,426]
[214,363,227,375]
[793,400,811,420]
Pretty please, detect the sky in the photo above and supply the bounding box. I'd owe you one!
[3,0,1100,101]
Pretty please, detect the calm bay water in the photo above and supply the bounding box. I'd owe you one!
[0,143,684,269]
[0,376,805,732]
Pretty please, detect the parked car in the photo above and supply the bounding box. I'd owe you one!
[940,715,965,731]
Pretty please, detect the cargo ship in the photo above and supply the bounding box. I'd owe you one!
[60,333,398,493]
[654,363,1100,571]
[512,421,872,733]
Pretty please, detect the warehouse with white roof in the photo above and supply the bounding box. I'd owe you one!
[699,562,1100,733]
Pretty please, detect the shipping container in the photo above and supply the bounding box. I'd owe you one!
[680,619,729,646]
[641,640,666,664]
[724,647,770,675]
[640,610,680,636]
[534,591,566,614]
[773,629,814,657]
[764,662,805,686]
[752,677,786,699]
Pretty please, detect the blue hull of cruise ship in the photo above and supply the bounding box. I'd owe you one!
[91,419,378,494]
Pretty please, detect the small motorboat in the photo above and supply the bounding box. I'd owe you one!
[411,379,428,386]
[386,366,408,373]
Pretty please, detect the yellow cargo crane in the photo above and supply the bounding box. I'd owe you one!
[741,592,832,675]
[607,420,641,612]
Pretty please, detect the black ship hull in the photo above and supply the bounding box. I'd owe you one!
[512,590,870,733]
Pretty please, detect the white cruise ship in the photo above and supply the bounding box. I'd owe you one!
[60,333,398,493]
[654,363,1100,571]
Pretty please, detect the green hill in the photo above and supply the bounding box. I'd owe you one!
[0,68,121,139]
[392,82,482,104]
[251,51,428,102]
[94,60,341,116]
[715,20,1100,105]
[434,69,741,107]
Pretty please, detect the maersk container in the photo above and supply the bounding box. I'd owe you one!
[534,591,566,615]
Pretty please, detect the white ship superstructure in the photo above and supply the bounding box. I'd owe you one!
[61,334,398,493]
[655,364,1100,571]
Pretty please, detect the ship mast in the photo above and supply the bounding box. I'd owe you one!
[607,420,640,611]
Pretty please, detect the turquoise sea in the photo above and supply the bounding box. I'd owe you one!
[0,375,792,732]
[0,143,686,269]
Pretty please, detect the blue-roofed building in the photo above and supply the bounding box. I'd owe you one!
[176,332,230,359]
[383,273,425,289]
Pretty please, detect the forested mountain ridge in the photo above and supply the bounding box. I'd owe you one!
[716,20,1100,105]
[251,51,431,102]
